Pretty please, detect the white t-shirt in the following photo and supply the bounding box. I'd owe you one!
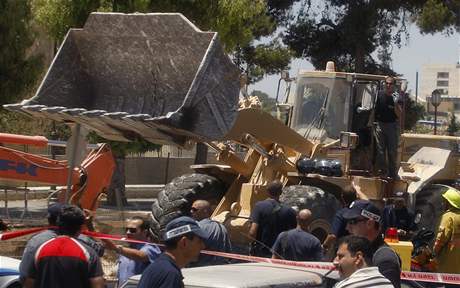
[334,267,394,288]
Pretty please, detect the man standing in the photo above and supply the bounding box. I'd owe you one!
[333,235,393,288]
[19,203,104,283]
[382,194,417,241]
[322,188,357,256]
[249,180,297,257]
[344,200,401,288]
[102,216,160,286]
[272,209,323,261]
[374,76,402,179]
[190,200,232,266]
[24,205,104,288]
[433,188,460,279]
[138,216,207,288]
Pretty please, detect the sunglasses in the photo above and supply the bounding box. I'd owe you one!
[125,227,138,233]
[190,207,199,212]
[347,218,367,225]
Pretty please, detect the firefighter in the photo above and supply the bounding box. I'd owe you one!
[433,188,460,276]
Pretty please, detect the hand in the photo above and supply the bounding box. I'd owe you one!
[397,229,407,237]
[101,238,117,251]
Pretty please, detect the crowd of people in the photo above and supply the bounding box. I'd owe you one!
[7,178,460,288]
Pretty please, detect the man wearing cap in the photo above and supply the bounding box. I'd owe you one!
[433,188,460,277]
[344,200,401,288]
[374,76,402,179]
[19,203,104,283]
[138,216,207,288]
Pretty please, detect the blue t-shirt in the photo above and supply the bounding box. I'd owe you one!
[117,243,161,286]
[191,218,232,266]
[272,228,323,261]
[331,207,349,238]
[138,253,183,288]
[250,199,297,248]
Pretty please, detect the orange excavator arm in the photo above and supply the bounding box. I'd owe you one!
[0,133,115,212]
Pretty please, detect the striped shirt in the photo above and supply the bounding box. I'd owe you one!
[334,267,394,288]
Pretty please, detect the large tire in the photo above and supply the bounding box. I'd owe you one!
[280,185,341,242]
[150,173,225,239]
[414,184,449,238]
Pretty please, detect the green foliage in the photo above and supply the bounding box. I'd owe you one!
[416,0,459,35]
[32,0,99,43]
[403,94,425,131]
[87,131,161,158]
[251,90,276,112]
[283,1,410,73]
[447,112,460,136]
[0,0,43,106]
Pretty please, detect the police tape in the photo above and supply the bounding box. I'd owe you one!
[81,230,460,285]
[0,226,49,240]
[3,227,460,285]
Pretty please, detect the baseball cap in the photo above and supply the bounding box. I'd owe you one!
[163,216,209,241]
[343,200,381,222]
[47,203,64,219]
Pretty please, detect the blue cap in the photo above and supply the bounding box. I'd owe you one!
[163,216,208,241]
[47,203,64,218]
[343,200,381,222]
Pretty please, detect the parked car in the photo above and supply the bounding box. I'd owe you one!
[0,256,20,288]
[120,262,339,288]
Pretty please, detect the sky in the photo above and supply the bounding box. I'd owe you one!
[250,23,459,99]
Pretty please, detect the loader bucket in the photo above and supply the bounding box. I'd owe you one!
[5,13,240,146]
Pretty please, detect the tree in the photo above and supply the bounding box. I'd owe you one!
[403,93,425,131]
[283,1,415,74]
[0,0,43,106]
[447,112,460,136]
[251,90,276,113]
[415,0,459,35]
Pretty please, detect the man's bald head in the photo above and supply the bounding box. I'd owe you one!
[191,200,212,221]
[297,209,313,231]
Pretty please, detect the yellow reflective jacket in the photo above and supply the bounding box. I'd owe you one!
[434,209,460,273]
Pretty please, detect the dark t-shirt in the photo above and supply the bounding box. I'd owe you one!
[371,235,401,288]
[250,199,297,249]
[382,206,416,235]
[138,253,184,288]
[272,228,323,261]
[331,208,349,238]
[375,91,398,123]
[30,236,103,288]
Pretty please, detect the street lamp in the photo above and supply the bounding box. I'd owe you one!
[431,89,442,135]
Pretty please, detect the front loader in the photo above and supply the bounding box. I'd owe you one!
[5,13,459,250]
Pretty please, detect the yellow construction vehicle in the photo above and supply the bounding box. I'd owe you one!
[5,12,459,251]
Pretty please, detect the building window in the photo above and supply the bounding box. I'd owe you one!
[437,80,449,87]
[439,88,449,95]
[437,72,449,78]
[454,103,460,111]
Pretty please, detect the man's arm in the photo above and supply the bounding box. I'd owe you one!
[101,239,149,262]
[249,223,258,240]
[434,216,452,255]
[373,247,401,288]
[89,276,105,288]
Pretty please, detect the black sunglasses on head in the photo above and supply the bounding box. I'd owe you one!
[347,218,368,225]
[125,227,138,233]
